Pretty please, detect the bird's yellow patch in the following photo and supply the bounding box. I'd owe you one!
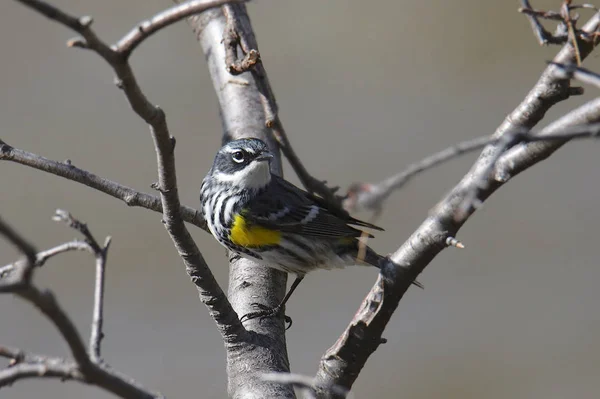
[230,214,281,247]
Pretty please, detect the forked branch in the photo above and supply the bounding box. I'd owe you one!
[0,211,159,398]
[0,139,207,230]
[344,8,600,217]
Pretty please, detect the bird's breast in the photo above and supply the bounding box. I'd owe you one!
[229,214,281,248]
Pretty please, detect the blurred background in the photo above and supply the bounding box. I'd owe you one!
[1,0,600,398]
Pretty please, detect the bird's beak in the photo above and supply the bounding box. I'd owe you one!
[255,152,274,162]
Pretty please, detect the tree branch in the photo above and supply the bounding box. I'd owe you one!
[184,3,295,397]
[0,240,91,279]
[315,97,600,399]
[0,361,82,388]
[344,9,600,216]
[344,123,600,214]
[50,209,112,362]
[0,212,160,398]
[519,0,599,47]
[314,9,600,396]
[13,0,243,340]
[0,219,38,289]
[0,139,207,231]
[114,0,243,57]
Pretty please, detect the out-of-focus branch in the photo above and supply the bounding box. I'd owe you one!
[520,0,566,45]
[344,135,493,213]
[0,139,207,231]
[0,346,59,365]
[0,217,37,284]
[344,10,600,216]
[519,0,598,47]
[551,61,600,87]
[0,359,84,388]
[0,240,90,278]
[13,0,243,339]
[344,122,600,214]
[314,9,600,396]
[0,212,159,398]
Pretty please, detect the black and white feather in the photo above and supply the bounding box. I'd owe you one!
[201,138,386,275]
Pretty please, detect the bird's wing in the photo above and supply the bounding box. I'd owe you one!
[244,176,382,238]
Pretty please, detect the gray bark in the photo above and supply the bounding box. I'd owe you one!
[187,6,294,399]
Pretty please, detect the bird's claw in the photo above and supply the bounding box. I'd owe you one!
[240,303,293,329]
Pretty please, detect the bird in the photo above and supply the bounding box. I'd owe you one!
[200,137,421,324]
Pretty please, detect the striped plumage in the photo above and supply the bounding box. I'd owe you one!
[200,138,416,323]
[201,176,384,274]
[201,139,383,273]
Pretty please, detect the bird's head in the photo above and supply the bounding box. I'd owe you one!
[208,138,274,191]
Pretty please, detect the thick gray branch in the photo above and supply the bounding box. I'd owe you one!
[184,3,294,398]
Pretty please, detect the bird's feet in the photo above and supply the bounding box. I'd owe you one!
[240,303,293,329]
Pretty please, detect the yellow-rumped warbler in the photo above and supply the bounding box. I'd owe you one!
[200,138,420,322]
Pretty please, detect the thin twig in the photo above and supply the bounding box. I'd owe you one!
[344,122,600,214]
[0,361,83,387]
[445,237,465,249]
[519,0,598,46]
[115,0,243,57]
[0,346,55,366]
[53,209,101,252]
[0,240,91,279]
[90,236,110,363]
[563,0,583,65]
[270,117,345,209]
[0,139,207,231]
[343,12,600,217]
[0,224,109,366]
[51,209,111,359]
[520,0,563,45]
[343,135,492,213]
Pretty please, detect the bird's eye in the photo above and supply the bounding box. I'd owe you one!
[232,151,245,163]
